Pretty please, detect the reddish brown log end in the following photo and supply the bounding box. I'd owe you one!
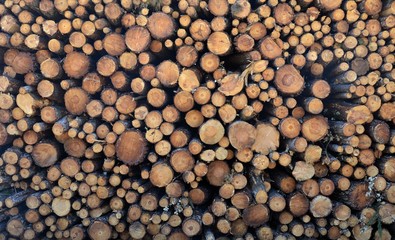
[228,121,256,150]
[274,65,305,96]
[242,204,270,227]
[207,161,230,186]
[147,12,176,40]
[125,26,151,53]
[64,88,89,115]
[116,130,147,165]
[302,115,329,142]
[31,142,59,167]
[63,52,90,78]
[88,221,112,240]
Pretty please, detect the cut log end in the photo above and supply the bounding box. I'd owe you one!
[147,12,176,40]
[88,221,112,240]
[63,51,90,78]
[32,142,59,167]
[116,130,147,165]
[274,65,305,96]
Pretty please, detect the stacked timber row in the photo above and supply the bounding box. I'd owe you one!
[0,0,395,239]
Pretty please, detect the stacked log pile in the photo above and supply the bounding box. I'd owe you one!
[0,0,395,239]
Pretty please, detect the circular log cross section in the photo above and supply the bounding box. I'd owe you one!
[116,130,147,165]
[274,65,305,96]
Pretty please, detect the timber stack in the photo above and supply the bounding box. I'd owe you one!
[0,0,395,239]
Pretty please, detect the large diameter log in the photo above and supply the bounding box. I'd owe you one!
[190,19,211,41]
[292,161,315,181]
[338,182,375,210]
[242,204,270,227]
[125,26,151,53]
[274,3,294,25]
[156,60,180,87]
[147,12,176,40]
[310,195,332,217]
[129,222,146,239]
[274,65,305,96]
[170,149,195,173]
[228,121,256,150]
[63,51,90,78]
[361,0,382,15]
[208,0,229,16]
[88,221,112,240]
[103,33,126,56]
[199,119,225,145]
[379,102,395,121]
[149,162,174,187]
[288,192,309,217]
[182,217,202,237]
[218,73,244,96]
[207,161,230,186]
[64,88,89,115]
[207,32,232,56]
[252,122,279,155]
[379,157,395,182]
[259,38,282,60]
[31,142,60,167]
[301,115,329,142]
[316,0,342,11]
[6,217,25,237]
[115,130,147,165]
[328,103,374,124]
[16,93,40,115]
[0,123,13,146]
[4,51,35,75]
[368,120,390,144]
[40,58,63,79]
[52,197,71,216]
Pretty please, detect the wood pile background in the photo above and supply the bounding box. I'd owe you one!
[0,0,395,239]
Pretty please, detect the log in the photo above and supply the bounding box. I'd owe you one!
[0,0,393,239]
[63,52,90,78]
[274,65,305,96]
[115,130,147,165]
